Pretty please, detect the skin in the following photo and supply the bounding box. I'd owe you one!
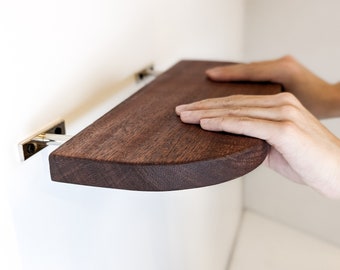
[176,56,340,199]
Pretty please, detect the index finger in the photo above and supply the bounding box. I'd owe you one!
[175,92,300,115]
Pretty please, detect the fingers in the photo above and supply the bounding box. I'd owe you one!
[179,105,302,125]
[177,93,301,123]
[176,92,302,115]
[206,55,298,85]
[176,92,308,148]
[179,107,266,124]
[199,116,281,141]
[197,112,309,166]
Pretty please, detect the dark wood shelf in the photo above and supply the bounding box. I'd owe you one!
[49,60,281,191]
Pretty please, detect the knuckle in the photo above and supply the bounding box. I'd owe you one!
[221,97,232,107]
[277,55,301,78]
[226,117,251,135]
[277,92,300,105]
[229,106,242,115]
[195,99,207,108]
[193,99,211,110]
[279,55,296,65]
[279,104,300,119]
[197,97,230,108]
[280,120,298,136]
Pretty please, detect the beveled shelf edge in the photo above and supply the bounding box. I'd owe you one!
[49,140,269,191]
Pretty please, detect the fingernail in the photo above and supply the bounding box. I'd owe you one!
[175,105,186,115]
[206,68,216,76]
[179,110,191,118]
[206,67,222,78]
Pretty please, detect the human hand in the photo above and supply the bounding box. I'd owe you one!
[175,92,340,199]
[205,56,340,119]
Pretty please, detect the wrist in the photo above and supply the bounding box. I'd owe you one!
[316,83,340,119]
[328,84,340,118]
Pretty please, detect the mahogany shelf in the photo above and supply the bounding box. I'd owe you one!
[49,60,281,191]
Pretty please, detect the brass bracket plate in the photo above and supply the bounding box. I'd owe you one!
[135,64,160,82]
[19,120,68,161]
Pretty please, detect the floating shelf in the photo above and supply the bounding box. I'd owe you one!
[49,60,281,191]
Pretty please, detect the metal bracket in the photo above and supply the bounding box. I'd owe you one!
[135,64,160,82]
[19,120,72,161]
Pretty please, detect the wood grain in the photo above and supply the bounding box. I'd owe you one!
[49,60,282,191]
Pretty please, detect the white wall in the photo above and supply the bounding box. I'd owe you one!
[243,0,340,246]
[0,0,244,269]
